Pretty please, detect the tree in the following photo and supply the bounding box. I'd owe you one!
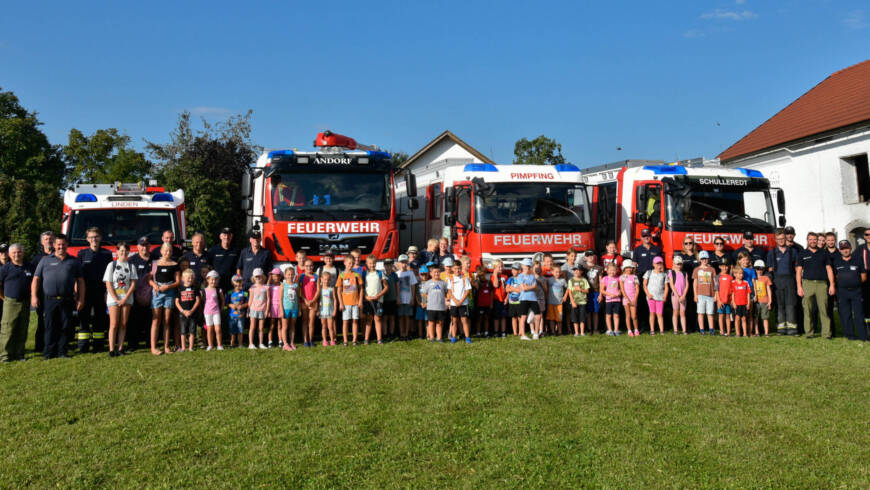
[389,150,409,169]
[513,135,567,166]
[64,128,153,184]
[147,111,260,245]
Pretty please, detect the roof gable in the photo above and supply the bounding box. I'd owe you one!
[397,130,495,170]
[719,59,870,161]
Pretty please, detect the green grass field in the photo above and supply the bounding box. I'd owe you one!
[1,318,868,488]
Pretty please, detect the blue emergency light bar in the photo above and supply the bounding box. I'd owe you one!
[643,165,688,175]
[75,194,98,202]
[463,163,498,172]
[152,193,174,202]
[554,164,580,172]
[736,168,764,178]
[267,150,295,159]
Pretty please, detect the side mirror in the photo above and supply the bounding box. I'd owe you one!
[778,215,786,227]
[240,172,252,199]
[404,173,417,197]
[445,215,456,226]
[241,199,250,211]
[408,197,419,210]
[776,189,786,214]
[635,211,648,223]
[444,187,456,213]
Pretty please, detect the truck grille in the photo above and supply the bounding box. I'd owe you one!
[288,235,378,255]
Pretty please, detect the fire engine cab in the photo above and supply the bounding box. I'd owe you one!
[62,182,186,256]
[584,161,786,264]
[397,163,593,269]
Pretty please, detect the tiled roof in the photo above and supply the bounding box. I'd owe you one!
[719,59,870,161]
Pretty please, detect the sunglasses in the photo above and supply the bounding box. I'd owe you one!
[683,241,693,245]
[864,233,870,237]
[714,242,724,245]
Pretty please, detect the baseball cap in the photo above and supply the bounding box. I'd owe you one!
[521,258,533,267]
[419,265,429,274]
[641,229,651,237]
[0,243,7,253]
[383,258,394,265]
[231,274,243,282]
[584,250,596,257]
[621,260,634,269]
[252,267,265,277]
[406,245,419,254]
[397,254,409,262]
[673,255,683,264]
[784,226,796,235]
[248,230,261,239]
[838,240,852,249]
[138,236,150,245]
[207,270,220,279]
[743,231,754,240]
[511,262,521,270]
[653,256,664,264]
[270,267,282,276]
[753,260,765,269]
[442,257,455,267]
[698,250,710,259]
[572,265,581,271]
[718,256,730,266]
[220,227,233,235]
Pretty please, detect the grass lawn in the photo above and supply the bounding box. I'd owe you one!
[0,318,868,488]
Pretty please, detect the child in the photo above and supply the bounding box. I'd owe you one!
[567,266,590,335]
[396,255,418,340]
[546,266,568,335]
[731,266,750,337]
[447,259,473,344]
[227,275,248,348]
[318,271,337,345]
[668,256,689,335]
[475,266,492,337]
[643,256,669,335]
[532,264,547,339]
[420,263,448,342]
[619,260,639,336]
[175,269,200,352]
[716,257,733,336]
[601,262,622,336]
[381,259,398,340]
[737,252,757,338]
[584,251,604,334]
[268,268,283,348]
[414,266,429,338]
[363,255,388,344]
[517,258,539,340]
[248,268,269,349]
[752,260,773,337]
[693,251,717,335]
[541,253,555,277]
[280,267,299,350]
[337,256,363,346]
[506,263,522,336]
[294,250,308,276]
[491,259,508,338]
[299,259,319,347]
[202,270,224,350]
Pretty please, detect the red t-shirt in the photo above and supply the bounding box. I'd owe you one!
[717,273,733,304]
[300,273,318,301]
[491,273,508,303]
[732,280,750,306]
[476,282,493,308]
[601,253,623,269]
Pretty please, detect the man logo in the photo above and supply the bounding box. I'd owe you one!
[327,234,340,241]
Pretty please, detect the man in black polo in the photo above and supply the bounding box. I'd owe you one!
[767,229,799,335]
[150,230,182,260]
[734,231,766,266]
[208,227,240,293]
[0,244,34,362]
[127,236,154,352]
[236,231,272,288]
[76,226,113,353]
[796,232,835,339]
[30,231,53,353]
[31,234,85,359]
[632,229,662,331]
[784,226,804,253]
[823,231,840,326]
[182,232,210,286]
[832,240,866,341]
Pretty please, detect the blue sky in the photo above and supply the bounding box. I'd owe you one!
[2,1,868,168]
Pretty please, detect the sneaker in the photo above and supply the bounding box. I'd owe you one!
[501,332,506,338]
[206,346,213,351]
[217,345,224,350]
[465,337,472,344]
[634,329,639,336]
[259,344,267,349]
[268,342,275,348]
[520,335,532,341]
[574,333,580,337]
[377,340,384,345]
[290,344,297,350]
[581,333,587,336]
[248,344,256,350]
[322,340,328,347]
[283,344,291,351]
[305,342,313,348]
[450,337,457,344]
[614,330,622,336]
[330,340,336,346]
[532,333,539,340]
[484,331,489,337]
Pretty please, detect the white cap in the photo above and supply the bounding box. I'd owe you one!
[442,257,455,267]
[251,267,265,277]
[621,259,634,270]
[206,270,219,279]
[753,259,765,268]
[521,258,534,267]
[673,255,683,264]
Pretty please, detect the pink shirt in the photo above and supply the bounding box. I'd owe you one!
[620,274,638,301]
[249,285,268,313]
[601,275,622,303]
[202,287,222,315]
[300,274,318,302]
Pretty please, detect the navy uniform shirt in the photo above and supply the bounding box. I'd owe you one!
[236,247,272,285]
[182,250,210,285]
[709,251,731,270]
[674,252,699,278]
[797,248,831,281]
[767,246,798,276]
[77,247,114,284]
[632,244,662,276]
[833,254,865,290]
[734,246,766,266]
[34,254,83,297]
[207,244,240,287]
[825,247,841,265]
[128,253,153,281]
[0,262,35,300]
[788,241,805,253]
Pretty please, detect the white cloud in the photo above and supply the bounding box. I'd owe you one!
[843,10,868,30]
[700,9,758,21]
[189,106,233,116]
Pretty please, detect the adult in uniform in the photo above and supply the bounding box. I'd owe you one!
[784,225,805,333]
[76,227,114,352]
[832,240,866,341]
[631,229,662,332]
[207,227,240,294]
[734,232,767,266]
[150,230,182,261]
[709,237,732,270]
[127,237,154,351]
[674,236,700,331]
[796,232,835,339]
[30,231,53,353]
[784,226,803,252]
[0,244,34,362]
[767,230,799,335]
[31,234,85,359]
[236,230,272,288]
[182,232,210,286]
[824,231,840,327]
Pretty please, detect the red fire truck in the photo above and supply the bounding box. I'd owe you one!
[242,131,415,267]
[584,160,785,265]
[397,163,593,269]
[61,182,187,256]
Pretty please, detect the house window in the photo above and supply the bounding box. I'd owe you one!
[841,153,870,204]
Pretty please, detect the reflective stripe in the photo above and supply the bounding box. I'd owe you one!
[92,332,106,339]
[75,333,91,340]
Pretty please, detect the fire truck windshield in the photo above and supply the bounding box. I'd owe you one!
[476,183,590,232]
[666,183,776,232]
[68,209,176,246]
[270,172,390,220]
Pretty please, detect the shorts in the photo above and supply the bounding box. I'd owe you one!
[521,300,540,316]
[178,314,198,336]
[249,310,266,319]
[397,303,414,317]
[697,295,714,315]
[415,306,427,321]
[228,317,244,335]
[587,292,601,313]
[106,293,134,307]
[671,295,686,313]
[717,304,733,315]
[342,305,360,321]
[151,289,176,309]
[622,296,636,307]
[755,302,771,320]
[508,302,523,318]
[571,306,587,324]
[647,299,664,315]
[284,308,299,319]
[545,304,563,322]
[734,305,748,317]
[383,301,397,316]
[270,303,283,319]
[477,306,491,318]
[450,305,470,318]
[427,309,447,323]
[363,300,384,317]
[204,313,221,327]
[605,301,621,315]
[492,300,505,318]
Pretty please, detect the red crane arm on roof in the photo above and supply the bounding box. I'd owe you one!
[313,130,378,151]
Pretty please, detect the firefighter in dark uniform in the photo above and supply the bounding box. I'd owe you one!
[0,244,34,362]
[632,228,662,332]
[832,240,867,341]
[767,229,799,335]
[734,231,767,266]
[784,226,803,252]
[783,225,806,333]
[31,234,85,359]
[30,231,53,354]
[236,231,273,289]
[796,232,835,339]
[208,228,240,294]
[76,227,114,352]
[150,230,183,261]
[182,232,210,287]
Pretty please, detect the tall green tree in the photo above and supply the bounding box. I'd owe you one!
[513,135,566,166]
[0,88,65,256]
[147,110,260,244]
[64,128,153,184]
[389,150,409,169]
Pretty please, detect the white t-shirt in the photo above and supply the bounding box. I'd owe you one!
[448,274,472,307]
[102,260,138,300]
[364,270,384,302]
[397,270,418,305]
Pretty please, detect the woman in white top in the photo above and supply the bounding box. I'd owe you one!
[103,242,138,357]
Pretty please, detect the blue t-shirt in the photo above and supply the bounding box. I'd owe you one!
[742,267,757,294]
[506,276,521,304]
[228,290,248,318]
[517,273,538,302]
